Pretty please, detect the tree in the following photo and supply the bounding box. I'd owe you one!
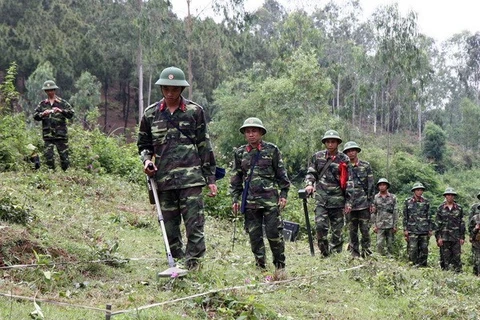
[69,71,102,129]
[0,62,19,114]
[423,121,446,172]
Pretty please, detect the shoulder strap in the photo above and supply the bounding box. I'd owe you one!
[162,111,196,145]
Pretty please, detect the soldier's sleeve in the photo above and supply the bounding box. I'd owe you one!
[460,207,466,240]
[393,195,399,228]
[367,164,375,204]
[194,107,216,184]
[469,214,479,239]
[403,199,408,231]
[137,113,154,163]
[229,149,244,203]
[434,205,442,239]
[305,154,318,184]
[61,99,75,119]
[33,102,44,121]
[273,146,290,199]
[427,201,433,231]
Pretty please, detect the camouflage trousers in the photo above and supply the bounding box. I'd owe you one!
[472,244,480,276]
[314,206,344,257]
[376,228,395,256]
[407,233,430,267]
[346,209,371,257]
[44,139,69,171]
[439,240,462,272]
[158,186,205,265]
[244,206,285,269]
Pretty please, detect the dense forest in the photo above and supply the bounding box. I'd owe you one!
[1,0,480,200]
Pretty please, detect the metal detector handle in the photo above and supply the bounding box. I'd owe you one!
[299,189,315,256]
[147,166,176,268]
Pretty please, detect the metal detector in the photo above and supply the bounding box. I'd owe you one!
[299,189,315,256]
[148,173,188,277]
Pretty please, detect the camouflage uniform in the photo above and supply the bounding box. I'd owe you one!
[346,160,374,257]
[372,192,398,256]
[468,213,480,276]
[403,195,432,267]
[137,97,216,266]
[435,202,465,272]
[305,151,350,256]
[33,94,74,171]
[468,194,480,275]
[230,141,290,269]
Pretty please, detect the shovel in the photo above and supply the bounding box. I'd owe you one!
[148,171,188,278]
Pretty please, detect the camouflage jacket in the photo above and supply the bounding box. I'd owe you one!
[403,196,432,234]
[229,141,290,209]
[469,202,480,220]
[33,97,74,140]
[305,150,351,209]
[346,159,374,210]
[137,97,216,191]
[469,213,480,247]
[434,202,465,241]
[372,192,398,229]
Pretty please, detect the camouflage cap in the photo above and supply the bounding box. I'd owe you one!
[411,182,425,191]
[42,80,58,90]
[343,141,361,153]
[321,130,342,144]
[443,187,457,196]
[376,178,390,188]
[239,117,267,135]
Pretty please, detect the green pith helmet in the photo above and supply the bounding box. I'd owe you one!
[239,117,267,135]
[411,182,425,191]
[155,67,190,87]
[343,141,361,153]
[321,130,342,144]
[376,178,390,188]
[42,80,58,90]
[443,187,457,196]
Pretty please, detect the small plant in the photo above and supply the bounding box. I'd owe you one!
[0,194,35,225]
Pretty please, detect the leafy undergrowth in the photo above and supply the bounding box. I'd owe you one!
[1,170,480,320]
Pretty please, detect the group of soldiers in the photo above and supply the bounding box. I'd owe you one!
[32,67,480,278]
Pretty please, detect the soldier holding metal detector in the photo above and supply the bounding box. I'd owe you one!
[304,130,350,257]
[138,66,217,275]
[229,117,290,277]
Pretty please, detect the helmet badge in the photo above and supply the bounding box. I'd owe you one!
[168,74,174,80]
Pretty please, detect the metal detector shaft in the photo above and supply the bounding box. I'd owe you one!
[303,198,315,256]
[149,177,176,268]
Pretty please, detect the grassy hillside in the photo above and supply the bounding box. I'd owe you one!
[1,170,480,320]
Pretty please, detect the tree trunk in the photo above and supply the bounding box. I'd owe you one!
[137,0,144,121]
[373,91,377,134]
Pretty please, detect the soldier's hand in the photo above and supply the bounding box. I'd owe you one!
[143,160,157,176]
[392,227,397,234]
[278,197,287,210]
[460,239,465,245]
[42,109,53,117]
[232,203,239,215]
[207,184,217,197]
[344,205,352,214]
[437,238,443,247]
[53,107,62,113]
[403,231,409,242]
[305,185,314,195]
[373,226,378,233]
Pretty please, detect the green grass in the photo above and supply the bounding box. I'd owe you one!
[1,169,480,320]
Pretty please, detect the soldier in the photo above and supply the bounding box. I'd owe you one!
[230,117,290,277]
[372,178,398,256]
[33,80,74,171]
[468,192,480,276]
[435,187,465,272]
[403,182,432,267]
[304,130,350,257]
[343,141,375,258]
[137,66,217,270]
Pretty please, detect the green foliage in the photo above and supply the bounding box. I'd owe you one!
[24,61,56,108]
[0,61,19,113]
[69,71,102,127]
[423,121,447,172]
[68,125,142,181]
[458,98,480,150]
[0,194,35,225]
[0,113,41,171]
